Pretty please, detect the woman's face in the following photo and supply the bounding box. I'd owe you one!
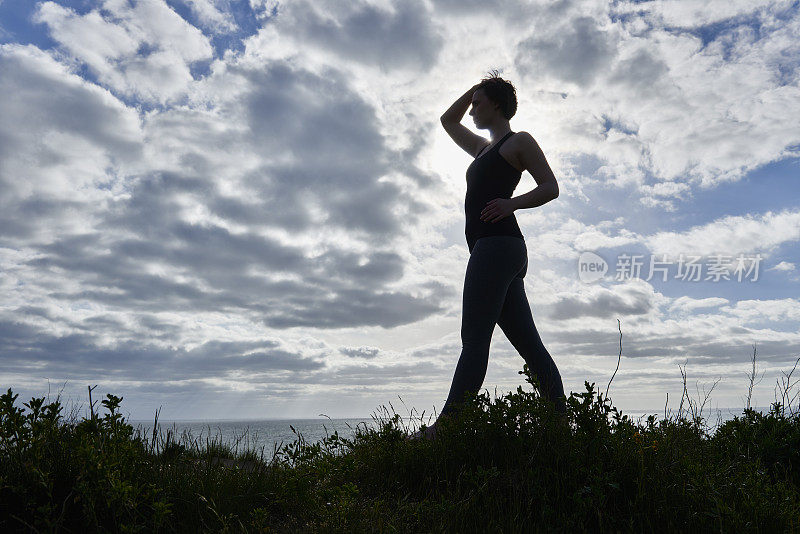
[468,89,496,128]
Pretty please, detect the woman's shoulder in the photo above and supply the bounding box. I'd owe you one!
[508,131,541,151]
[511,130,536,142]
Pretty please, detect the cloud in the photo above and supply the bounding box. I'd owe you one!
[182,0,237,33]
[668,296,730,313]
[0,318,325,381]
[0,44,142,240]
[547,279,656,320]
[1,39,449,339]
[33,0,213,103]
[545,310,800,364]
[510,0,800,202]
[2,0,799,418]
[260,0,444,71]
[645,209,800,258]
[608,47,669,91]
[768,261,796,272]
[516,16,618,87]
[722,298,800,323]
[613,0,790,29]
[340,346,381,359]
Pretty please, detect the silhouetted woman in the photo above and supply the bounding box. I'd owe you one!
[410,71,567,440]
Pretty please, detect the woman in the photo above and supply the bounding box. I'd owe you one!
[410,71,567,440]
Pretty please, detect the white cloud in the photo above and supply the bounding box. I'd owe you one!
[668,296,729,313]
[249,0,279,20]
[33,0,213,104]
[0,44,143,238]
[511,0,800,198]
[645,209,800,258]
[183,0,237,33]
[768,261,796,272]
[614,0,793,28]
[722,298,800,322]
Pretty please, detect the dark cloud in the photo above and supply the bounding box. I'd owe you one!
[547,324,800,366]
[0,45,142,240]
[290,360,445,386]
[409,341,461,360]
[547,287,653,320]
[0,315,452,417]
[21,209,443,327]
[1,50,447,334]
[46,162,442,327]
[430,0,494,12]
[340,347,381,359]
[515,16,617,87]
[273,0,444,71]
[0,319,324,380]
[0,45,142,162]
[609,47,669,91]
[233,61,429,237]
[430,0,573,29]
[264,287,443,329]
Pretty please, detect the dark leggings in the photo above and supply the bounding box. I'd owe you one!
[440,235,567,418]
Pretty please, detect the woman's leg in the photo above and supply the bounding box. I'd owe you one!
[496,271,567,415]
[439,236,527,419]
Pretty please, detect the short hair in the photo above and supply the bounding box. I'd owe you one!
[476,69,517,120]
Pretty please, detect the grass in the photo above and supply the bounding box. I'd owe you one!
[2,333,800,532]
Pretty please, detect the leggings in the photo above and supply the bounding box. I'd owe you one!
[440,235,567,418]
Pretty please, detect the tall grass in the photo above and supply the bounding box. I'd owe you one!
[2,332,800,532]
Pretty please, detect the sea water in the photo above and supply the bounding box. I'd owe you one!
[131,406,775,462]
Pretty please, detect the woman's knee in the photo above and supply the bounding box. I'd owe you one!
[460,335,491,353]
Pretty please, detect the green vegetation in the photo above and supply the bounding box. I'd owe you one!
[2,361,800,532]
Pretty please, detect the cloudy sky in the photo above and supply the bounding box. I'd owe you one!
[1,0,799,421]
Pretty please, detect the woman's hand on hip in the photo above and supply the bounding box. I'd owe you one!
[481,198,516,223]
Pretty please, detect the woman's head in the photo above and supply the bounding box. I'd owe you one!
[474,69,517,121]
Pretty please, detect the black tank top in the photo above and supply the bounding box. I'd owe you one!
[464,130,524,253]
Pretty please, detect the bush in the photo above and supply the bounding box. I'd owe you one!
[2,362,799,532]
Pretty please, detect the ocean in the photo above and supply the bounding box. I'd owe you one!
[131,417,382,462]
[130,406,775,462]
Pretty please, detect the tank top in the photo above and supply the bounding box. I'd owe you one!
[464,130,525,253]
